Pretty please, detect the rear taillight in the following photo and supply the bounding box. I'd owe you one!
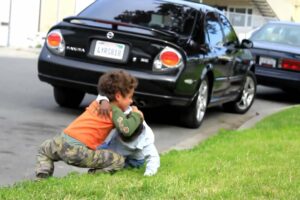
[47,33,61,47]
[160,51,180,67]
[153,47,182,72]
[46,30,65,55]
[280,59,300,72]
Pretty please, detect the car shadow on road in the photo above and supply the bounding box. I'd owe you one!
[140,106,180,126]
[256,86,300,104]
[141,105,224,128]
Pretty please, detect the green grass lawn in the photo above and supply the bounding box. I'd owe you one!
[1,106,300,200]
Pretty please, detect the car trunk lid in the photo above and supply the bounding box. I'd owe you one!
[57,18,185,72]
[252,41,300,55]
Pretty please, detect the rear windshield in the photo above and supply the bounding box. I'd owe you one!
[251,23,300,47]
[78,0,197,36]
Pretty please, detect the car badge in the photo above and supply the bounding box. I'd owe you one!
[66,46,85,53]
[106,32,114,39]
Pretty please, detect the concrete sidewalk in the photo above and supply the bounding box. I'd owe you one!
[0,47,40,58]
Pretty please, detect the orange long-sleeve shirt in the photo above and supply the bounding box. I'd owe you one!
[64,100,113,150]
[64,100,143,150]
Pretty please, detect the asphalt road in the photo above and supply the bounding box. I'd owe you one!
[0,48,299,187]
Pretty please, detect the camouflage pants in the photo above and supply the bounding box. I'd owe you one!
[35,134,124,176]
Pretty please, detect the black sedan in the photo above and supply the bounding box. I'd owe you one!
[250,21,300,93]
[38,0,256,128]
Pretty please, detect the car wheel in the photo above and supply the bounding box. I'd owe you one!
[223,71,256,113]
[182,77,209,128]
[53,86,85,108]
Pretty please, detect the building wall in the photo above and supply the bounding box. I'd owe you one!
[204,0,300,22]
[39,0,76,33]
[202,0,261,16]
[266,0,300,22]
[9,0,40,47]
[203,0,251,6]
[202,0,276,39]
[293,0,300,21]
[1,0,298,48]
[202,0,300,39]
[203,0,256,9]
[0,0,94,48]
[39,0,95,33]
[74,0,95,14]
[294,0,300,22]
[267,0,294,21]
[0,0,11,46]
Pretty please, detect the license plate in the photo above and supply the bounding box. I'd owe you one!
[94,40,125,60]
[259,57,276,68]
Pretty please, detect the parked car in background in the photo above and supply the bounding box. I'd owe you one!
[38,0,256,128]
[249,21,300,93]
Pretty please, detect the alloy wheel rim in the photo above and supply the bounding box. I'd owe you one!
[237,76,255,110]
[196,80,208,121]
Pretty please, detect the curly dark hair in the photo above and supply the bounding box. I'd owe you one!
[98,70,138,101]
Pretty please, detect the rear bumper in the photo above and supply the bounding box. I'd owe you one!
[38,47,194,107]
[255,65,300,90]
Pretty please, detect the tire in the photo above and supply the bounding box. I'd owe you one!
[182,77,209,128]
[53,86,85,108]
[223,71,256,113]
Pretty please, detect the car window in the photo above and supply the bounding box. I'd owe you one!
[219,14,239,45]
[78,0,197,36]
[205,12,224,47]
[251,23,300,47]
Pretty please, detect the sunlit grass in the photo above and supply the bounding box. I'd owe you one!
[1,106,300,199]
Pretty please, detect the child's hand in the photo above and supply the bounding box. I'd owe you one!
[131,105,139,112]
[98,100,111,119]
[131,106,144,120]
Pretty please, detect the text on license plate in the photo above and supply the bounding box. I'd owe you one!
[259,57,276,67]
[94,41,125,60]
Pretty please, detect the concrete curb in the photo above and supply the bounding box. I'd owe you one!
[237,105,295,130]
[167,105,294,153]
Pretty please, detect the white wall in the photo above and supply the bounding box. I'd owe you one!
[9,0,40,47]
[267,0,294,21]
[6,0,95,48]
[75,0,95,14]
[0,0,11,46]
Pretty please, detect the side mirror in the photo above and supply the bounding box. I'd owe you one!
[240,39,253,49]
